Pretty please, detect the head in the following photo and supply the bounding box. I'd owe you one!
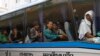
[86,14,92,22]
[12,27,18,34]
[47,21,53,29]
[53,23,58,30]
[35,24,40,30]
[2,29,8,35]
[32,23,40,30]
[85,10,94,22]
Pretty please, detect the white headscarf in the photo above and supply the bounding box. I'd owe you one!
[78,10,94,39]
[84,10,94,26]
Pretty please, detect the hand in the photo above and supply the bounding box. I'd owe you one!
[59,35,66,40]
[36,31,40,36]
[38,32,42,37]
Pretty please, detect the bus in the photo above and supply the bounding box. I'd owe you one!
[0,0,100,56]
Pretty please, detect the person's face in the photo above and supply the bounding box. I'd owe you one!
[47,22,53,29]
[3,30,7,35]
[35,25,39,30]
[53,24,58,29]
[13,28,17,34]
[86,14,92,22]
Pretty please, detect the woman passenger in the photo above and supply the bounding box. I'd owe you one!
[9,27,23,43]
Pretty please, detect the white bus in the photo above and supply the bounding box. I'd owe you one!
[0,0,100,56]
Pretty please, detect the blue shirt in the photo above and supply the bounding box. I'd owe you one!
[44,29,59,41]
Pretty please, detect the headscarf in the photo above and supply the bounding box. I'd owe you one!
[84,10,94,26]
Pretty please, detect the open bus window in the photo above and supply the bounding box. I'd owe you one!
[0,17,10,43]
[0,10,25,43]
[71,0,100,43]
[43,0,75,42]
[24,5,43,43]
[0,0,25,43]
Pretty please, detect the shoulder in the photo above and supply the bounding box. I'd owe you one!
[80,20,86,26]
[44,29,51,32]
[44,29,50,31]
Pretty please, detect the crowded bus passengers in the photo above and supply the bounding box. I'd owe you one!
[43,21,67,41]
[1,10,100,43]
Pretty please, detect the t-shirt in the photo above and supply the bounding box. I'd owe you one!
[0,33,8,43]
[44,29,59,41]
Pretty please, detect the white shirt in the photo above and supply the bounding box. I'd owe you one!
[78,19,91,40]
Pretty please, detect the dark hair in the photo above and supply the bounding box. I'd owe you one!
[46,21,53,25]
[53,22,58,26]
[45,21,53,29]
[12,26,18,30]
[32,22,40,27]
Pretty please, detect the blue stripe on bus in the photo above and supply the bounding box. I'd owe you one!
[0,42,100,49]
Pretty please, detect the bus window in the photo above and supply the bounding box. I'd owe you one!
[0,15,11,43]
[25,5,43,43]
[71,0,96,42]
[43,0,74,42]
[0,10,26,43]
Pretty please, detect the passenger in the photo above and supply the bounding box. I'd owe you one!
[0,29,9,43]
[78,10,100,43]
[43,21,65,41]
[53,23,67,40]
[30,23,42,42]
[64,20,73,41]
[9,27,23,43]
